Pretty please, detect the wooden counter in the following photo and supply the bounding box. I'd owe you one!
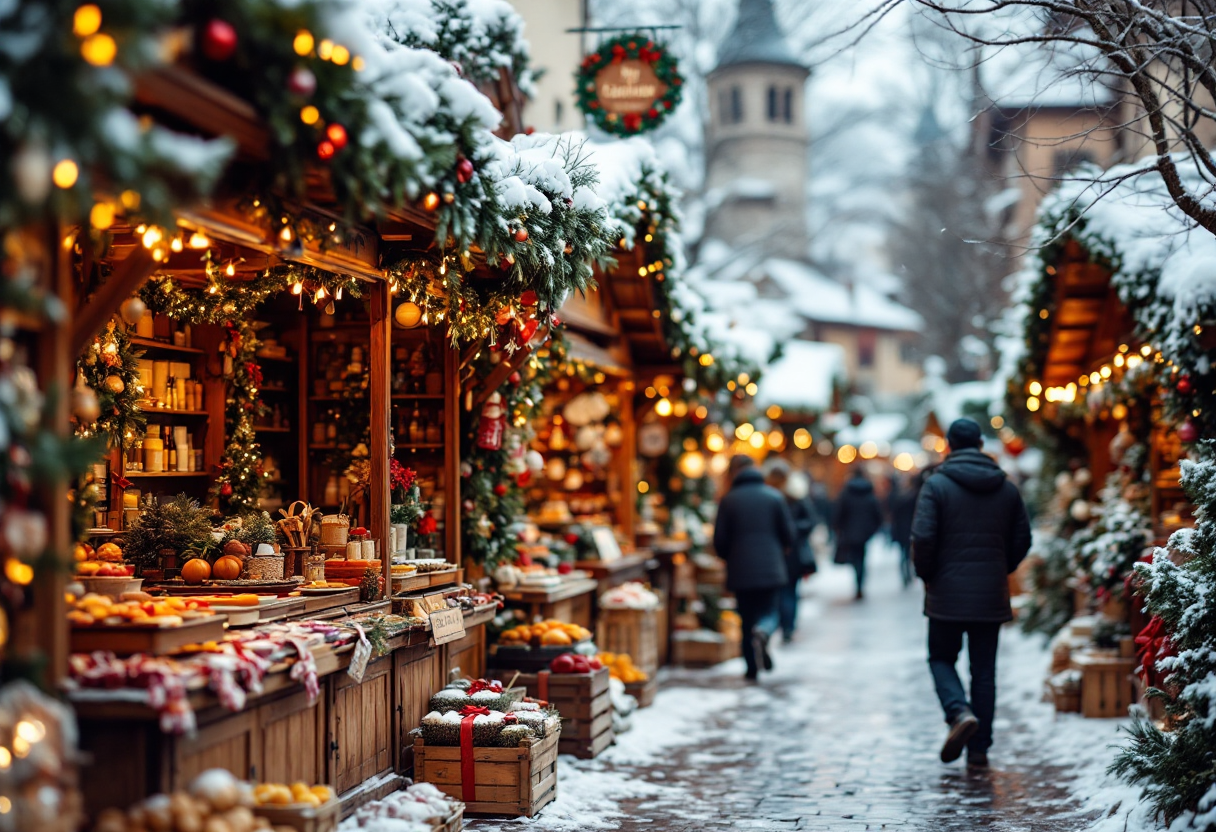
[499,578,598,627]
[575,553,654,589]
[72,608,492,818]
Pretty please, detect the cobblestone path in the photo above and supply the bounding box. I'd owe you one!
[468,550,1107,831]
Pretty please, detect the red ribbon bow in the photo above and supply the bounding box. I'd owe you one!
[111,472,132,490]
[459,705,492,717]
[467,679,503,696]
[458,705,493,801]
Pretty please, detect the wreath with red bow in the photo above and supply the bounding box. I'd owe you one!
[576,34,684,136]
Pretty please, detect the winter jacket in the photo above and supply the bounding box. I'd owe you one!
[889,477,922,550]
[713,468,795,592]
[832,475,884,563]
[785,494,819,578]
[910,448,1032,623]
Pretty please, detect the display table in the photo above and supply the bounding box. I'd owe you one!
[575,553,653,589]
[500,578,598,628]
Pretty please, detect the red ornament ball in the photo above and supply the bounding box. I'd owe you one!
[513,227,529,243]
[288,66,316,97]
[201,19,238,61]
[493,483,508,497]
[1177,374,1194,395]
[516,470,533,487]
[564,533,580,546]
[1179,419,1200,443]
[557,562,573,575]
[456,156,475,184]
[326,123,348,150]
[509,371,521,385]
[317,140,336,160]
[220,482,233,497]
[520,290,538,307]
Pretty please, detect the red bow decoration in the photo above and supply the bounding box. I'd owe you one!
[467,679,503,696]
[1135,616,1176,689]
[458,705,492,801]
[111,472,132,490]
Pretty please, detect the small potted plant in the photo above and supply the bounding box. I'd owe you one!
[390,460,424,558]
[122,494,213,578]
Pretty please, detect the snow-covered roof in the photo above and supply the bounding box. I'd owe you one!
[755,339,845,412]
[832,413,909,447]
[759,259,923,332]
[716,0,805,71]
[927,378,1005,428]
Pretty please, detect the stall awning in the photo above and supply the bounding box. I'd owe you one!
[564,331,633,376]
[1041,257,1134,386]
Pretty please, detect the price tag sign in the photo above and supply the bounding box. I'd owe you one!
[424,593,449,613]
[591,526,622,564]
[429,607,466,646]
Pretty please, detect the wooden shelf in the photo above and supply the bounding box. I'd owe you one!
[395,444,445,451]
[392,394,444,400]
[129,337,205,355]
[255,425,292,433]
[309,444,337,450]
[259,385,290,393]
[255,353,295,363]
[139,408,208,417]
[308,396,344,403]
[124,471,209,478]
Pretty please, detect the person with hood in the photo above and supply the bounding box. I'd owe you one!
[832,468,883,599]
[713,455,795,680]
[911,418,1031,769]
[765,459,820,642]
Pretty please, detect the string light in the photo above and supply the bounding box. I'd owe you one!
[81,32,116,66]
[73,4,102,36]
[52,159,79,189]
[293,29,315,55]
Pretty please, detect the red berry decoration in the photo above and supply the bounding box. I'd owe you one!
[1177,374,1194,395]
[288,66,316,97]
[201,19,238,61]
[519,290,538,307]
[509,371,521,384]
[317,140,335,160]
[326,123,348,150]
[493,483,508,497]
[516,470,533,487]
[557,562,573,575]
[456,156,475,184]
[1179,419,1200,443]
[513,226,529,243]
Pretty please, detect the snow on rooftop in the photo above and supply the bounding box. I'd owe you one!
[760,258,923,332]
[755,339,845,411]
[833,413,909,447]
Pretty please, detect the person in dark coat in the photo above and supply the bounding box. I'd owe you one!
[889,471,922,588]
[832,469,883,599]
[765,460,819,643]
[713,455,795,680]
[911,418,1031,769]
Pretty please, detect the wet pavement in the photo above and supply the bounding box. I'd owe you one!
[468,547,1107,831]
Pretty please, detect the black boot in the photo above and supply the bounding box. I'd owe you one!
[752,627,774,672]
[940,709,979,763]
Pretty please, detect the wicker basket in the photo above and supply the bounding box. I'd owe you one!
[320,515,349,547]
[243,555,286,581]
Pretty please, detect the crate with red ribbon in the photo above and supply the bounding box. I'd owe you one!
[506,666,613,759]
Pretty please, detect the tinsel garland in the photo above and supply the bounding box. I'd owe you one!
[76,320,146,449]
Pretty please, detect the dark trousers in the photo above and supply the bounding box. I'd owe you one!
[735,588,780,677]
[928,619,1000,755]
[852,556,866,594]
[779,579,799,639]
[898,542,913,587]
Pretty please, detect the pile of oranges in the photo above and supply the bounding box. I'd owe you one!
[598,652,649,684]
[498,619,592,647]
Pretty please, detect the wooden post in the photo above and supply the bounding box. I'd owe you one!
[445,342,461,567]
[369,281,391,597]
[617,381,637,539]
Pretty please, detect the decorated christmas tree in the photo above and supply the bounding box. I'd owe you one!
[1112,442,1216,827]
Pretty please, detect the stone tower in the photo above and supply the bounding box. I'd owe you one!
[704,0,810,259]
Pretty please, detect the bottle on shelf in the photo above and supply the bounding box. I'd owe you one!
[144,425,164,473]
[409,404,423,444]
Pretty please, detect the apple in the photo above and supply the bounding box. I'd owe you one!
[550,653,576,674]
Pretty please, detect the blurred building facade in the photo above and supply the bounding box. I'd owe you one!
[509,0,586,133]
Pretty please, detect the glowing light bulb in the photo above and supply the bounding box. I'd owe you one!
[293,29,314,55]
[52,159,79,189]
[73,4,102,36]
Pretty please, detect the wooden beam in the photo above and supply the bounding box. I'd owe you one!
[369,281,392,598]
[471,343,538,410]
[72,247,157,356]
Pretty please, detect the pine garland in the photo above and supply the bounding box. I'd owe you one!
[76,320,146,449]
[212,321,267,513]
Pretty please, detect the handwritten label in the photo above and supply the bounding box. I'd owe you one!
[424,593,449,613]
[429,607,466,646]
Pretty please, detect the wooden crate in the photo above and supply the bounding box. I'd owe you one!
[506,668,613,759]
[672,559,697,600]
[671,631,732,667]
[624,676,657,709]
[1048,682,1081,713]
[1073,653,1136,718]
[597,607,659,678]
[412,731,558,817]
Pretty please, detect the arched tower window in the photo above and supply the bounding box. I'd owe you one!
[782,88,794,123]
[730,86,744,123]
[767,86,779,121]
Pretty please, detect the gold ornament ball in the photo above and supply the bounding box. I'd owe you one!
[72,386,101,423]
[394,302,423,328]
[104,374,125,394]
[119,296,147,326]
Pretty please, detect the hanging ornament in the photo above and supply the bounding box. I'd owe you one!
[1178,419,1199,443]
[288,66,317,97]
[517,319,539,346]
[525,450,544,473]
[326,123,348,150]
[1069,499,1092,523]
[456,156,475,184]
[520,290,537,307]
[1176,374,1194,395]
[460,461,473,478]
[443,192,455,204]
[509,371,521,385]
[513,227,529,243]
[516,469,533,487]
[545,457,566,482]
[119,296,147,326]
[493,483,508,497]
[475,392,506,451]
[220,482,233,497]
[11,142,52,204]
[394,302,423,328]
[104,374,125,394]
[1002,435,1026,457]
[317,140,336,161]
[72,383,100,424]
[422,192,440,211]
[201,19,238,61]
[563,469,585,491]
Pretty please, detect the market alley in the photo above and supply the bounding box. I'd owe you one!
[468,545,1126,832]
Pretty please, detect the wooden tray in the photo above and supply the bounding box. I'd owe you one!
[150,579,302,596]
[254,797,340,832]
[392,568,463,594]
[70,615,227,655]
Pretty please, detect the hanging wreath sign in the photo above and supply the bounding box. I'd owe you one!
[576,34,683,135]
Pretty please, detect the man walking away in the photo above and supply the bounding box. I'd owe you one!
[765,460,819,643]
[714,455,795,680]
[832,468,883,600]
[911,418,1031,769]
